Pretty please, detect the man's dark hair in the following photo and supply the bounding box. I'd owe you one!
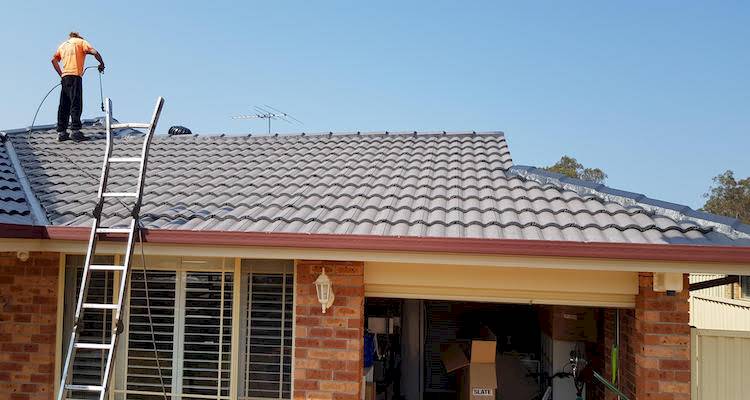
[69,32,83,39]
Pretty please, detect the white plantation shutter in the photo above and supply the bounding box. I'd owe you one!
[181,271,233,399]
[116,265,233,399]
[125,270,176,398]
[239,260,294,400]
[63,256,288,399]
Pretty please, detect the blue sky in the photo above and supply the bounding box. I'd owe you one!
[2,1,748,209]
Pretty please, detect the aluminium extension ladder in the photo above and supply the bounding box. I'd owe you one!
[58,97,165,400]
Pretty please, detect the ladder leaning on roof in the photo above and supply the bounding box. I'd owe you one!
[57,96,165,400]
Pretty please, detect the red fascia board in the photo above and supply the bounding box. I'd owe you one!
[2,223,750,264]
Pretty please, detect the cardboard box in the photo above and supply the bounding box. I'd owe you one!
[538,305,597,342]
[441,340,498,400]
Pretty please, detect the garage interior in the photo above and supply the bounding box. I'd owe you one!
[364,298,610,400]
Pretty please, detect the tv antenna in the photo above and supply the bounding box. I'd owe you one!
[232,105,303,134]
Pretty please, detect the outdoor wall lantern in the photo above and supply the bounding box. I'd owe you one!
[314,268,335,313]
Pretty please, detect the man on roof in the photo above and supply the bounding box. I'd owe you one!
[51,32,105,142]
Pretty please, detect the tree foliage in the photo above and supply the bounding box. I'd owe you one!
[544,155,607,184]
[702,170,750,224]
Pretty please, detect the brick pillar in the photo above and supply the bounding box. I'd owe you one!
[294,260,365,400]
[633,272,691,400]
[0,252,59,400]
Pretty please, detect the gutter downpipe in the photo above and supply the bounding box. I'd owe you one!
[5,139,50,225]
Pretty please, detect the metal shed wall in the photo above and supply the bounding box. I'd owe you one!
[689,295,750,331]
[692,328,750,400]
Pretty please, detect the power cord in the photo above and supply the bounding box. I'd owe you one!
[137,219,169,400]
[24,66,132,214]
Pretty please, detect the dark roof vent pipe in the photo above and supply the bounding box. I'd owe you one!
[168,126,192,136]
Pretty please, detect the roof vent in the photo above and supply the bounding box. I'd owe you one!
[168,126,192,136]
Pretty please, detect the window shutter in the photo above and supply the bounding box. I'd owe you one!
[239,262,294,399]
[181,271,233,398]
[63,256,115,400]
[125,270,177,398]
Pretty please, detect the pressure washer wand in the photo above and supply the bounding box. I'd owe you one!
[98,70,104,112]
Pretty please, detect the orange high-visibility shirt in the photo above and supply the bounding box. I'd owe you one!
[53,38,93,77]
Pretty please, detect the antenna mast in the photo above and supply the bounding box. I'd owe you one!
[232,105,303,134]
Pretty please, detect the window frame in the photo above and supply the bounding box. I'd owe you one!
[741,276,750,300]
[114,256,234,399]
[58,254,297,400]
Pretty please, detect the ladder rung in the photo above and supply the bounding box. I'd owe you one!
[111,123,150,129]
[89,264,127,271]
[65,384,104,392]
[95,227,132,234]
[83,303,119,310]
[103,192,138,197]
[108,157,142,163]
[74,342,113,350]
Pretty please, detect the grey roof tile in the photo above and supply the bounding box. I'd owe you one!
[0,138,33,224]
[1,124,748,246]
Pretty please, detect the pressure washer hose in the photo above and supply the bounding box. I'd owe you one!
[29,65,104,130]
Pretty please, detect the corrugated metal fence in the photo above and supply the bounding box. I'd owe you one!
[689,273,730,298]
[689,295,750,330]
[692,328,750,400]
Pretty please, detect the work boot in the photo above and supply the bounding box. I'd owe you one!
[71,131,89,142]
[57,131,70,142]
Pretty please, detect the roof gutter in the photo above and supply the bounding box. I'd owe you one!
[3,223,750,264]
[4,140,50,225]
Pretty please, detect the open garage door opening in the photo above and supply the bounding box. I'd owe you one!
[364,298,617,400]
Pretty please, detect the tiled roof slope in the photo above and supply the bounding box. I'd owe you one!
[0,135,33,225]
[2,123,749,246]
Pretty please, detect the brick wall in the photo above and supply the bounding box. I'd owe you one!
[0,252,59,400]
[599,273,691,400]
[633,272,691,400]
[294,260,365,400]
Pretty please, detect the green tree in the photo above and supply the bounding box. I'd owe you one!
[702,170,750,224]
[544,155,607,184]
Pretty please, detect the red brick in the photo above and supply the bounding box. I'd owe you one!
[321,317,348,328]
[308,327,334,338]
[319,381,359,394]
[334,370,360,381]
[295,379,320,391]
[297,316,322,326]
[334,329,359,339]
[305,369,333,380]
[659,359,690,371]
[319,359,348,371]
[296,338,322,348]
[332,307,358,317]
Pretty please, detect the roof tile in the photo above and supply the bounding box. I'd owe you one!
[1,126,748,246]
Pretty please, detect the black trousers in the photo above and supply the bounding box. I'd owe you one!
[57,75,83,132]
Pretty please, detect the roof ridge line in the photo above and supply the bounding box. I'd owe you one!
[510,165,750,240]
[0,118,105,136]
[3,121,506,139]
